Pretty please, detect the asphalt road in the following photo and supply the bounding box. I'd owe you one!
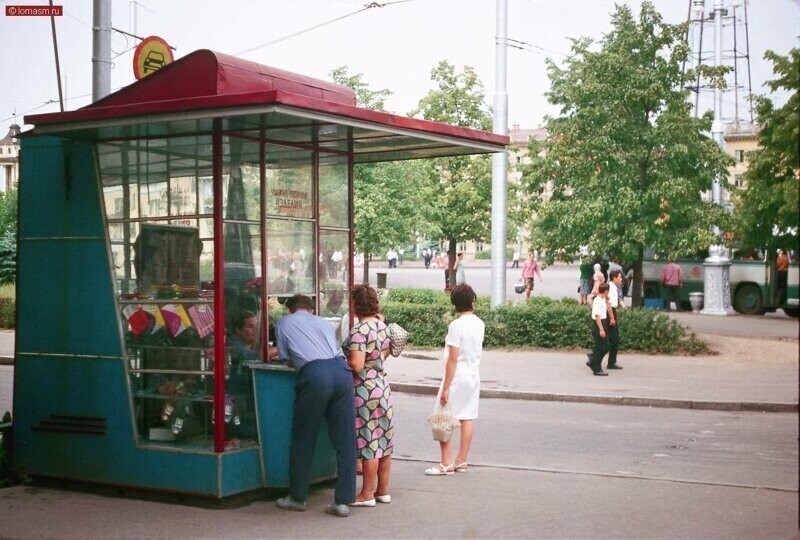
[1,392,795,539]
[391,393,799,492]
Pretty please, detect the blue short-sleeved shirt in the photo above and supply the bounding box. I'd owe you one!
[275,310,344,371]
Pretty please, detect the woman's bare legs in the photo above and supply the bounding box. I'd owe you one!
[357,458,378,501]
[454,420,474,466]
[438,438,454,467]
[375,456,392,497]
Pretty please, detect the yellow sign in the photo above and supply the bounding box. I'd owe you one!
[133,36,173,80]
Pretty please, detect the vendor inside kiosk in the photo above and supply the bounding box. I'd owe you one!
[13,50,507,501]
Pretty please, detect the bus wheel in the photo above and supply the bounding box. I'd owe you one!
[734,284,764,315]
[784,307,800,318]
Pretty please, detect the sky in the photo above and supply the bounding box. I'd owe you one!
[1,0,798,135]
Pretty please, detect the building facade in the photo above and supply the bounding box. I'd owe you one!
[0,124,21,192]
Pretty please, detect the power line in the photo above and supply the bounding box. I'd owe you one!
[234,0,413,56]
[505,37,567,58]
[0,87,124,125]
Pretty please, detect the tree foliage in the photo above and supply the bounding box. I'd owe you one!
[411,61,498,283]
[0,189,16,285]
[732,47,799,251]
[0,188,16,237]
[521,2,730,305]
[330,67,426,281]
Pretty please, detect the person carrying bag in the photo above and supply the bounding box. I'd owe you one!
[424,284,484,477]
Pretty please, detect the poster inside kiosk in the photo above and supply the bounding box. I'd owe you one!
[133,36,174,80]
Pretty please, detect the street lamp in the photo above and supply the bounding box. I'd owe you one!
[701,0,737,316]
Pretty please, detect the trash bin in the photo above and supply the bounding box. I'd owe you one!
[689,292,704,312]
[377,272,387,289]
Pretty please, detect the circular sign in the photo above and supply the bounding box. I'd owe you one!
[691,266,702,278]
[133,36,174,80]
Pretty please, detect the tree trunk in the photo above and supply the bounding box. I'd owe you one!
[447,238,457,290]
[631,244,644,307]
[362,252,370,285]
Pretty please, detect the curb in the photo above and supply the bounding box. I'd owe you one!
[391,382,798,413]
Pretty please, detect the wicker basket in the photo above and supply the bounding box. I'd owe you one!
[427,409,461,442]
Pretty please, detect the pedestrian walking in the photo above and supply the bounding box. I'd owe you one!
[776,249,789,306]
[423,247,432,269]
[511,248,520,268]
[661,258,683,311]
[386,248,398,269]
[425,284,484,476]
[606,269,624,370]
[443,252,452,289]
[269,294,357,517]
[586,282,610,376]
[578,256,592,305]
[520,251,543,300]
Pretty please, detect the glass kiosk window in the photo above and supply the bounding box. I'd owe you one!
[98,130,351,451]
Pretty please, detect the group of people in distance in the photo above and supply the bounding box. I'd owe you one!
[267,283,483,517]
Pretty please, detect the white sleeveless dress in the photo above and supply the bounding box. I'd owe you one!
[438,313,484,420]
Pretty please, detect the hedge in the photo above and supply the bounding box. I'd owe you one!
[382,288,705,354]
[0,283,13,329]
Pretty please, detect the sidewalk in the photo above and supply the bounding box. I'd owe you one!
[391,333,798,413]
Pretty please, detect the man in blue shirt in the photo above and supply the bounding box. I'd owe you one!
[269,294,356,518]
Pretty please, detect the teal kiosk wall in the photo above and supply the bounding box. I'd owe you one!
[11,49,506,503]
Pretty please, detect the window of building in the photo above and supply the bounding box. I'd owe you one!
[734,149,745,163]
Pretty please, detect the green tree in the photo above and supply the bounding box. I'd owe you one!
[0,188,17,236]
[0,189,16,285]
[522,2,730,306]
[329,67,426,283]
[733,47,799,252]
[411,61,497,286]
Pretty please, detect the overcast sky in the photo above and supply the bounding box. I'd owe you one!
[1,0,798,133]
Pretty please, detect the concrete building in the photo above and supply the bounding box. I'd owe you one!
[0,124,21,192]
[723,123,761,208]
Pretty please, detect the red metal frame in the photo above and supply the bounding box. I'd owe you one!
[212,124,225,453]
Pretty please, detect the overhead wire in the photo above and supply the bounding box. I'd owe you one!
[234,0,414,56]
[505,38,567,58]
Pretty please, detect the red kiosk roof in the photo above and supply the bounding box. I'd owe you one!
[26,50,507,162]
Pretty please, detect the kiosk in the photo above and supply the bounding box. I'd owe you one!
[13,50,507,501]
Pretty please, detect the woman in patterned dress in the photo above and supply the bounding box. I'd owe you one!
[345,284,394,507]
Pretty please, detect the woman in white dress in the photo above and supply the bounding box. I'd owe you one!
[454,252,466,285]
[425,284,485,476]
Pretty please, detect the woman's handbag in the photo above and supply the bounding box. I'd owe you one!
[386,322,409,356]
[514,281,525,294]
[427,404,461,442]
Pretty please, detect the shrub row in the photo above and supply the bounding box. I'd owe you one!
[0,297,13,329]
[382,288,704,354]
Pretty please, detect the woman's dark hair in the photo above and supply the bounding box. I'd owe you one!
[609,269,623,281]
[232,310,256,331]
[598,283,610,294]
[286,294,315,313]
[450,283,476,313]
[352,284,380,318]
